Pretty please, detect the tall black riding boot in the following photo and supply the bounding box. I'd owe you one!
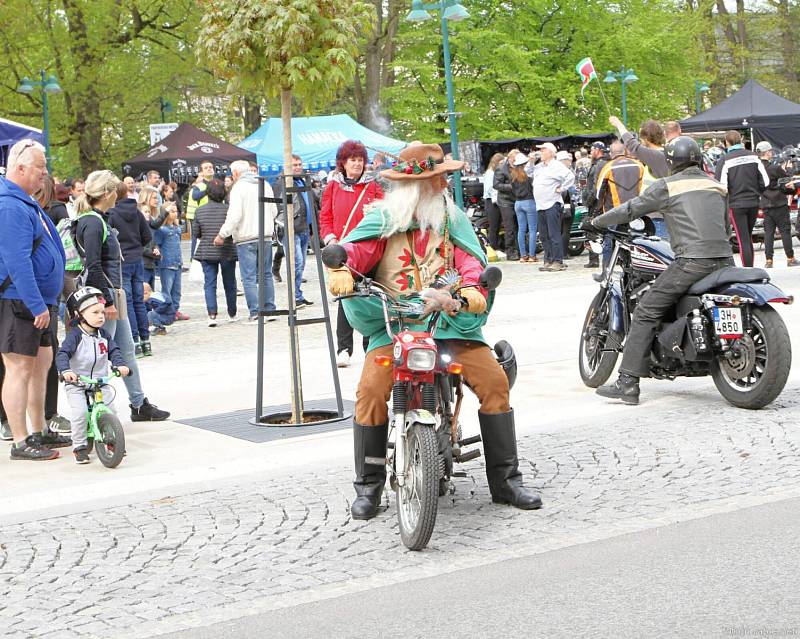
[351,422,388,520]
[479,410,542,510]
[272,250,283,282]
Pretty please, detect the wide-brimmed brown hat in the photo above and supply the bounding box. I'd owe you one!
[380,143,465,181]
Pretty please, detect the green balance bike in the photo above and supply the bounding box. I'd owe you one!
[68,369,126,468]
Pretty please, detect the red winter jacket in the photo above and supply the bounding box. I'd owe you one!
[319,175,383,244]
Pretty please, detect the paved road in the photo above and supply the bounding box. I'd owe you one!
[2,245,800,638]
[163,495,800,639]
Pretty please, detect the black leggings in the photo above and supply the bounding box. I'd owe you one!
[497,204,518,253]
[730,207,759,267]
[485,199,502,250]
[763,206,794,260]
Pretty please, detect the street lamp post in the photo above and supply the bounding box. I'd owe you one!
[17,70,62,172]
[695,80,710,114]
[603,66,639,127]
[406,0,469,209]
[159,96,174,124]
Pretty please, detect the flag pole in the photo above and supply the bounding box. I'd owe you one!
[595,79,612,117]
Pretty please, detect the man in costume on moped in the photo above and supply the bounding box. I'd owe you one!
[327,143,542,520]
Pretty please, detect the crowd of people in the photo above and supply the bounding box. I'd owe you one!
[2,117,798,464]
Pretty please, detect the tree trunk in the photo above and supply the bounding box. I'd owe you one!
[242,96,262,135]
[281,88,303,422]
[777,0,797,89]
[62,0,103,174]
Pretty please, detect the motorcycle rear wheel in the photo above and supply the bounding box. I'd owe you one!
[711,305,791,409]
[396,424,439,551]
[567,241,585,257]
[579,289,623,388]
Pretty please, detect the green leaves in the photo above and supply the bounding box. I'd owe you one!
[197,0,375,111]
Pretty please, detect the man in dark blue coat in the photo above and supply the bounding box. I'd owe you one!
[0,140,69,460]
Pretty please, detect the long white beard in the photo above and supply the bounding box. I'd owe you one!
[374,181,457,237]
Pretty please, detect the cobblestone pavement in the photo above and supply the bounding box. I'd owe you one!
[2,388,800,638]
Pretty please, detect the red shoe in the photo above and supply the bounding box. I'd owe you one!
[175,311,190,321]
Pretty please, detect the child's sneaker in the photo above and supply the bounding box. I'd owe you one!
[134,341,144,358]
[73,447,90,464]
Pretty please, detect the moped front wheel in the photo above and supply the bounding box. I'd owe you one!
[94,413,126,468]
[396,423,439,551]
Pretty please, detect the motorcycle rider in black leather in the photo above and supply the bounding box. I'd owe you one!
[582,136,734,404]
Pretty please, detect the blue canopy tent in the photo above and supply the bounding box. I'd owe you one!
[238,114,407,175]
[0,117,44,168]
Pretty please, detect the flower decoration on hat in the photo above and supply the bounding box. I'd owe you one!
[392,155,440,175]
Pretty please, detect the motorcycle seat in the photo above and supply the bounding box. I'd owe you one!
[687,266,770,295]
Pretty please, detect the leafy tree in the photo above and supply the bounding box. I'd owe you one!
[197,0,374,422]
[384,0,703,146]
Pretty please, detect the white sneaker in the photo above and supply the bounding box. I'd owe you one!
[336,351,351,368]
[227,315,238,323]
[495,250,507,261]
[208,316,218,327]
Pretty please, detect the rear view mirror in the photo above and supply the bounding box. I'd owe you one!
[479,266,503,291]
[322,244,348,268]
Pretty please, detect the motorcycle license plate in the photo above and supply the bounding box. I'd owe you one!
[713,307,743,338]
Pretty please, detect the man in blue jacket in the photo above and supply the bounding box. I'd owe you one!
[0,140,70,460]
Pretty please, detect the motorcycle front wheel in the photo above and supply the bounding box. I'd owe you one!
[579,289,623,388]
[711,305,791,409]
[396,423,439,551]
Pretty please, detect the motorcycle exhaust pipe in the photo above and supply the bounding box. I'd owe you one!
[458,434,482,447]
[455,449,481,463]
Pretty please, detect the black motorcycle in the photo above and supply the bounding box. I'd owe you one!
[579,219,793,409]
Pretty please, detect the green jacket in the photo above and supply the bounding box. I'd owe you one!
[340,206,493,351]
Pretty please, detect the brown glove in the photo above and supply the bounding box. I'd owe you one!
[327,267,354,296]
[460,288,487,314]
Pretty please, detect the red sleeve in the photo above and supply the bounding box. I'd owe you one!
[343,238,386,275]
[454,246,487,299]
[319,182,335,240]
[371,181,384,202]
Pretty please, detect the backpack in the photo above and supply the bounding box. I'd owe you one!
[56,218,82,271]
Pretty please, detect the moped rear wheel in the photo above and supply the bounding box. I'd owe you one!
[396,423,439,551]
[94,413,126,468]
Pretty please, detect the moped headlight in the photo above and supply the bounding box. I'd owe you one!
[406,348,436,371]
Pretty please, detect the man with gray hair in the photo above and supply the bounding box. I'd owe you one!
[214,160,278,320]
[0,140,70,459]
[533,142,575,271]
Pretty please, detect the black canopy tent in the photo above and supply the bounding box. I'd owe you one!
[123,122,256,184]
[680,80,800,148]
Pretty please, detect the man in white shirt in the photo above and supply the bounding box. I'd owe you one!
[214,160,278,321]
[533,143,575,271]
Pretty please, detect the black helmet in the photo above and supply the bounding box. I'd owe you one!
[493,340,517,390]
[664,136,703,174]
[67,286,105,317]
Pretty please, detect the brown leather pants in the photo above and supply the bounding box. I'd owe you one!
[355,340,510,426]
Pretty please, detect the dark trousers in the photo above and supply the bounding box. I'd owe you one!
[561,205,575,256]
[763,206,794,260]
[486,199,502,250]
[201,259,238,317]
[620,256,734,377]
[541,203,564,264]
[497,204,518,254]
[0,320,59,422]
[337,302,368,356]
[730,207,759,267]
[144,266,156,291]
